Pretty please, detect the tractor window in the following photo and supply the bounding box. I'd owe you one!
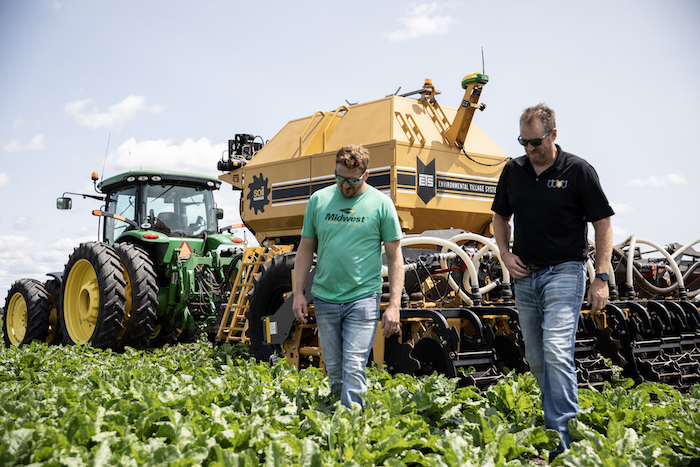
[105,186,137,244]
[144,184,217,236]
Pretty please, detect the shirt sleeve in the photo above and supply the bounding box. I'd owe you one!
[380,195,403,243]
[579,163,615,222]
[300,194,318,239]
[491,163,513,217]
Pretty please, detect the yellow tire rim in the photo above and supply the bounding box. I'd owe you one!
[46,291,58,343]
[119,266,133,340]
[64,259,101,343]
[150,323,162,340]
[5,292,28,345]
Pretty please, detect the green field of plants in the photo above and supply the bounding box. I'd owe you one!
[0,336,698,466]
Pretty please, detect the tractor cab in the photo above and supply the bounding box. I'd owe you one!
[103,178,222,244]
[57,170,225,245]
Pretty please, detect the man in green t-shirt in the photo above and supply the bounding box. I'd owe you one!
[293,144,404,407]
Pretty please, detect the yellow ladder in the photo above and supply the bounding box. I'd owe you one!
[216,245,294,344]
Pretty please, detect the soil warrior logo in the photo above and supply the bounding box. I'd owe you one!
[247,173,270,214]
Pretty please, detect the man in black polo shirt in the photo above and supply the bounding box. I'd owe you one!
[492,103,614,459]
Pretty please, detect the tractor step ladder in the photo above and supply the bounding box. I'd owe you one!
[216,245,294,344]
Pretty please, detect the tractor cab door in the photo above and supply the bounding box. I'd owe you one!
[104,186,137,244]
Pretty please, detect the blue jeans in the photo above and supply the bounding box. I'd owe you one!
[513,261,585,451]
[312,293,380,408]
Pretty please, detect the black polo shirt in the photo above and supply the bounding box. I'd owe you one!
[491,145,614,267]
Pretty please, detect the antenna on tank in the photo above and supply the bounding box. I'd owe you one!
[481,47,486,74]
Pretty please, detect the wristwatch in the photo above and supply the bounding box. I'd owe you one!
[595,272,609,282]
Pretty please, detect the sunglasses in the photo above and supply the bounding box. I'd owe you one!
[517,131,550,147]
[335,171,366,185]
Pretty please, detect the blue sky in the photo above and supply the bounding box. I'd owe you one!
[1,0,699,300]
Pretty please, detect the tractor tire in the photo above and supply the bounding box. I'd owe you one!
[60,242,126,348]
[210,303,228,345]
[3,279,50,347]
[149,324,180,347]
[246,252,297,362]
[225,253,243,292]
[43,279,63,345]
[113,243,158,350]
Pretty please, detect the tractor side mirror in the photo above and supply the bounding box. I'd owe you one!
[216,208,224,220]
[57,197,72,210]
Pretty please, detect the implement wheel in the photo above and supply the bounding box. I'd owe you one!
[43,279,63,345]
[246,252,297,362]
[3,279,50,347]
[114,243,158,350]
[60,242,126,348]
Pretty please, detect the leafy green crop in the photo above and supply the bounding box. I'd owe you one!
[0,340,697,466]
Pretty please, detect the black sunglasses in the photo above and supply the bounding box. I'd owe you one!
[335,171,366,185]
[517,131,550,147]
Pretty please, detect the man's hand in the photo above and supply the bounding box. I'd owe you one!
[501,251,530,279]
[381,303,400,337]
[586,278,609,311]
[293,294,309,324]
[382,239,404,338]
[293,236,315,325]
[492,213,529,280]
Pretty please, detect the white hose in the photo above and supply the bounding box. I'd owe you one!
[448,232,508,277]
[615,235,687,294]
[670,238,700,261]
[382,236,481,306]
[447,232,511,295]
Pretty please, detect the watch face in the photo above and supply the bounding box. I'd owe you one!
[596,273,609,281]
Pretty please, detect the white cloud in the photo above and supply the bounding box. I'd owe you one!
[0,234,93,301]
[1,134,45,152]
[612,224,628,245]
[624,173,687,188]
[0,173,9,187]
[64,95,163,130]
[384,2,454,42]
[105,137,226,176]
[609,202,634,214]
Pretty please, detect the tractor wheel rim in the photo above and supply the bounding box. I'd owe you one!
[47,295,58,343]
[65,259,100,343]
[119,266,133,340]
[150,324,162,340]
[6,292,27,344]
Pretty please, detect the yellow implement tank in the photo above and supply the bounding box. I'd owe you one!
[218,73,509,243]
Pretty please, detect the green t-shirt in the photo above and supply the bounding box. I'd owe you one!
[301,184,403,303]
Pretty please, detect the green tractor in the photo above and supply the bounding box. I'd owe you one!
[3,170,243,349]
